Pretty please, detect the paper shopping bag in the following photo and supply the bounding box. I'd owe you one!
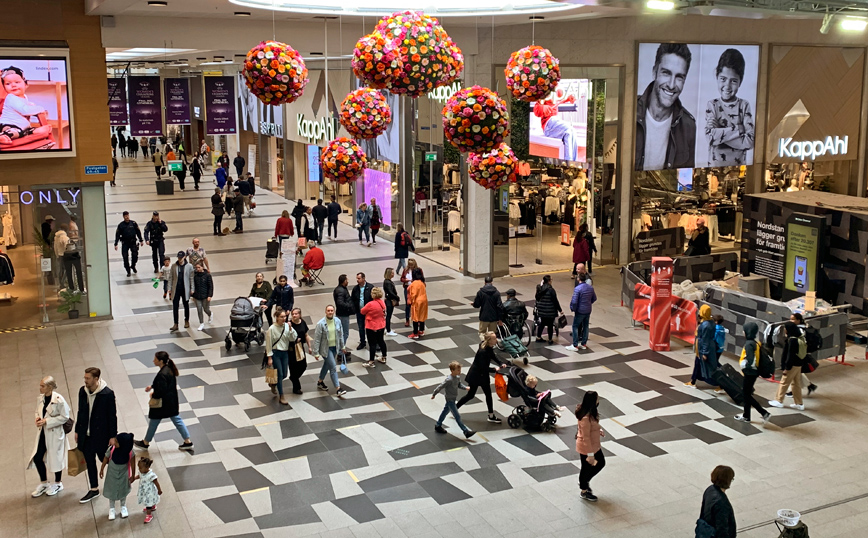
[67,447,87,477]
[265,367,278,385]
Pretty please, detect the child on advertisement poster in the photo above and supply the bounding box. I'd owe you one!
[704,49,755,166]
[0,66,53,146]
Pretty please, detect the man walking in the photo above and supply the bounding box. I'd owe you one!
[233,151,245,178]
[75,367,117,504]
[236,174,252,216]
[567,273,597,351]
[186,238,210,271]
[113,211,143,277]
[334,275,354,356]
[312,199,328,243]
[352,272,374,350]
[327,195,341,240]
[232,187,245,233]
[472,276,503,341]
[211,188,225,236]
[168,251,194,332]
[144,211,168,273]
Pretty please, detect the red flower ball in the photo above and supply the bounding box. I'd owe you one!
[339,88,392,139]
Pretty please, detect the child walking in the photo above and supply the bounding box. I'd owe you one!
[131,457,162,523]
[159,256,171,299]
[432,361,475,439]
[99,432,135,520]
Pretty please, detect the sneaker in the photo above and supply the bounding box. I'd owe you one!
[31,483,49,498]
[357,342,366,350]
[144,514,154,524]
[317,381,328,391]
[435,425,447,434]
[789,404,805,411]
[580,491,598,502]
[734,414,750,423]
[714,387,724,393]
[363,360,376,368]
[46,483,63,496]
[418,332,425,336]
[487,415,502,424]
[536,338,546,343]
[377,356,387,364]
[565,345,578,352]
[179,442,194,451]
[408,333,420,339]
[197,324,205,331]
[577,344,587,350]
[79,490,100,503]
[208,314,213,324]
[762,413,771,425]
[335,388,347,397]
[684,381,696,388]
[808,384,818,395]
[126,272,131,277]
[463,430,476,439]
[133,440,150,450]
[108,508,116,521]
[768,400,783,408]
[120,506,129,519]
[554,409,562,417]
[132,267,137,274]
[386,331,398,337]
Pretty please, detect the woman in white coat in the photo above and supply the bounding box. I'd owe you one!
[28,376,71,497]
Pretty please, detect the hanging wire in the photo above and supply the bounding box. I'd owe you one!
[271,0,276,41]
[491,16,495,90]
[532,14,536,45]
[339,15,344,72]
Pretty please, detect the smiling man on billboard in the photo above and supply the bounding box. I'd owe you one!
[635,43,696,170]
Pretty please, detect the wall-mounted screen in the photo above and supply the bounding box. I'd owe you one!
[635,43,759,171]
[307,144,321,183]
[529,78,588,163]
[0,48,74,159]
[363,169,392,227]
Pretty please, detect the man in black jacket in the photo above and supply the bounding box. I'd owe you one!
[351,272,374,349]
[144,211,168,273]
[237,174,252,215]
[75,367,117,504]
[333,274,354,358]
[233,152,245,178]
[472,276,503,341]
[114,211,144,277]
[211,188,225,236]
[327,195,342,240]
[312,199,329,243]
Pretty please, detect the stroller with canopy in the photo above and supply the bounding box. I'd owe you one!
[225,297,265,351]
[500,365,558,432]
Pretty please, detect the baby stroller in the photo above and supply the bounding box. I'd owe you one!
[225,297,265,351]
[496,323,530,365]
[501,366,558,432]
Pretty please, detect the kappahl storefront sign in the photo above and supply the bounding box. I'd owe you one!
[427,81,462,104]
[0,188,81,205]
[778,135,849,160]
[296,114,337,144]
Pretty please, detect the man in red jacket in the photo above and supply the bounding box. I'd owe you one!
[301,245,325,285]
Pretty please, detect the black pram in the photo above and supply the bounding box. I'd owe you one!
[503,365,558,432]
[224,297,265,351]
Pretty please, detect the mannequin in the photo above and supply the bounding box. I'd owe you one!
[786,178,800,192]
[798,161,811,190]
[1,211,16,247]
[563,187,578,229]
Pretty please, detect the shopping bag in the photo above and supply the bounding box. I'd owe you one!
[557,314,568,329]
[495,373,509,402]
[297,238,307,249]
[67,447,87,477]
[339,352,348,374]
[148,397,162,408]
[250,196,257,209]
[265,367,278,385]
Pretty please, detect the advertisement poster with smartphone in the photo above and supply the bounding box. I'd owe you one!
[784,213,824,294]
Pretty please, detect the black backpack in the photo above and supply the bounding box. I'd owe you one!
[805,328,823,353]
[757,344,775,379]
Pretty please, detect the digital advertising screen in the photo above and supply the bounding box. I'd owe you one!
[529,78,588,163]
[0,50,74,159]
[635,43,759,171]
[784,213,824,294]
[306,144,321,183]
[362,168,392,227]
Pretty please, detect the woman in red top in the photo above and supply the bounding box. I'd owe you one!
[575,390,605,502]
[274,210,294,249]
[360,287,388,367]
[572,223,591,276]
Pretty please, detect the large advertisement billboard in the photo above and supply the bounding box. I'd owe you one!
[635,43,759,171]
[128,76,163,137]
[529,78,588,163]
[204,76,237,135]
[164,78,190,125]
[107,79,128,127]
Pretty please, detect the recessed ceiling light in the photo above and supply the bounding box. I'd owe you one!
[196,57,207,60]
[841,17,868,31]
[148,1,168,6]
[528,15,545,20]
[647,0,675,10]
[214,55,225,59]
[235,11,251,16]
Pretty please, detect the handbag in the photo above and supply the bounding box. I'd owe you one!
[295,341,305,362]
[695,518,716,538]
[262,324,287,371]
[67,447,87,477]
[339,351,349,374]
[160,166,166,175]
[265,367,278,384]
[62,417,75,435]
[148,397,162,409]
[557,314,568,329]
[297,237,307,248]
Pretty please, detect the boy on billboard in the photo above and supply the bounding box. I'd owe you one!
[704,49,755,166]
[635,44,695,170]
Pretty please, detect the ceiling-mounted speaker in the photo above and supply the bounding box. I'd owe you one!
[101,15,116,28]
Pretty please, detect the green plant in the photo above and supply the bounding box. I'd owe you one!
[444,141,460,165]
[57,289,83,314]
[33,225,51,257]
[509,97,530,161]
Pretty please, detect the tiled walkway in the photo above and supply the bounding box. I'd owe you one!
[5,158,868,537]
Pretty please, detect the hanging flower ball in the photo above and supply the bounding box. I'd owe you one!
[339,88,392,139]
[442,85,510,153]
[242,40,308,105]
[374,11,464,97]
[504,45,561,102]
[351,32,403,90]
[320,137,367,184]
[467,144,518,190]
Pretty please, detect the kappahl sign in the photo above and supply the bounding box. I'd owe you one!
[778,135,849,160]
[297,114,337,144]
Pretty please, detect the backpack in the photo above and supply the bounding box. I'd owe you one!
[805,328,823,353]
[758,345,775,379]
[795,335,807,360]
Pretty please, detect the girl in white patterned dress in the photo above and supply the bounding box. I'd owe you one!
[131,457,162,524]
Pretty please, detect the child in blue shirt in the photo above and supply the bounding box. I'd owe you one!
[713,315,727,355]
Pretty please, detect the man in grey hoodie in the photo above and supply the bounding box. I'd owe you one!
[734,322,771,425]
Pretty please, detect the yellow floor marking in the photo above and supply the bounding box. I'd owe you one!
[609,418,626,428]
[338,424,360,431]
[240,487,268,495]
[347,470,359,482]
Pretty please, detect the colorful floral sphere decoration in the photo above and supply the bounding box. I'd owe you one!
[320,137,367,184]
[339,88,392,139]
[242,40,308,105]
[442,85,510,153]
[467,144,518,190]
[374,11,464,97]
[504,45,561,102]
[351,32,403,90]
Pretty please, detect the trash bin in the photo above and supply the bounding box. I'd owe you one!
[155,180,174,195]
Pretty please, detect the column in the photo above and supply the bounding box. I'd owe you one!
[81,184,111,318]
[464,180,494,277]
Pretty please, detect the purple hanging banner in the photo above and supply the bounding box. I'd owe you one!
[164,78,191,125]
[107,79,128,126]
[128,76,163,136]
[204,76,237,135]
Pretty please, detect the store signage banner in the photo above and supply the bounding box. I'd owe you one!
[107,79,128,126]
[128,76,163,137]
[561,224,571,245]
[635,43,760,170]
[784,212,824,294]
[633,227,686,261]
[164,78,191,125]
[204,76,237,135]
[750,219,786,283]
[529,78,589,163]
[778,135,848,160]
[649,257,674,351]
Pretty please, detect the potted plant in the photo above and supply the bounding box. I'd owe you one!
[58,289,83,319]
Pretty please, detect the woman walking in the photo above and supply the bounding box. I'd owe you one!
[394,222,414,273]
[383,268,400,337]
[250,272,274,326]
[211,188,225,236]
[265,308,297,405]
[369,198,382,245]
[400,259,421,328]
[357,202,371,246]
[133,352,194,451]
[302,206,317,246]
[535,275,562,344]
[360,287,388,367]
[407,268,428,339]
[697,466,737,538]
[685,305,720,390]
[576,390,605,502]
[190,152,202,190]
[456,332,506,424]
[288,308,312,394]
[572,224,592,276]
[191,262,213,332]
[28,376,70,498]
[291,199,306,236]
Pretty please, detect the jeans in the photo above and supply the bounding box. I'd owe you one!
[172,292,189,324]
[396,257,407,274]
[235,212,243,231]
[121,242,138,273]
[319,346,340,388]
[34,430,62,483]
[213,213,223,234]
[328,219,338,238]
[366,328,387,362]
[63,252,84,292]
[356,314,367,345]
[358,224,370,243]
[742,374,767,420]
[338,315,350,346]
[144,415,191,443]
[193,298,211,323]
[456,383,494,414]
[315,220,325,242]
[385,300,395,332]
[578,450,606,490]
[271,349,290,396]
[775,366,803,405]
[572,312,590,346]
[436,400,468,432]
[150,242,165,272]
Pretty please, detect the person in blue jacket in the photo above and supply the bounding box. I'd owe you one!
[686,305,720,390]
